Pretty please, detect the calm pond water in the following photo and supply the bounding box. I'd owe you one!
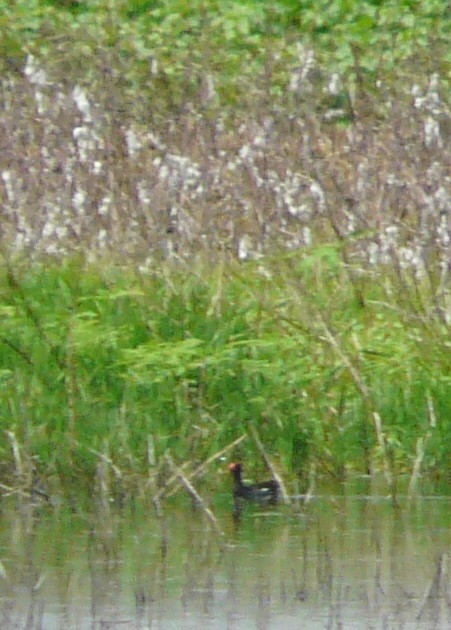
[0,480,449,629]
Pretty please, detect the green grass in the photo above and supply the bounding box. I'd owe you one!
[0,0,448,505]
[1,250,449,497]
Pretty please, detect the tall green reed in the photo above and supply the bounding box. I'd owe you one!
[0,250,448,499]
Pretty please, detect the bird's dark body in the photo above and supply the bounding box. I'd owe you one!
[228,462,279,504]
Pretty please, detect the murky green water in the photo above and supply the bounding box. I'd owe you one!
[0,481,449,629]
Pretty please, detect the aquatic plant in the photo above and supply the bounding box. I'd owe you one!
[0,1,449,502]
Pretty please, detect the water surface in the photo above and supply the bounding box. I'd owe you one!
[0,481,449,629]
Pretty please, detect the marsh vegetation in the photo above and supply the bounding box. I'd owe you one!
[0,0,449,503]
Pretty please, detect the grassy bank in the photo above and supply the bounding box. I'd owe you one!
[0,253,449,501]
[0,1,449,502]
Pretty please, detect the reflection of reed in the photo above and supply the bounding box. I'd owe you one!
[165,453,224,538]
[416,553,449,625]
[0,500,47,629]
[0,492,449,628]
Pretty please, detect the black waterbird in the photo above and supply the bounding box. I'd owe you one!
[228,462,279,504]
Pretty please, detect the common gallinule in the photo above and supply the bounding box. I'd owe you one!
[228,462,279,504]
